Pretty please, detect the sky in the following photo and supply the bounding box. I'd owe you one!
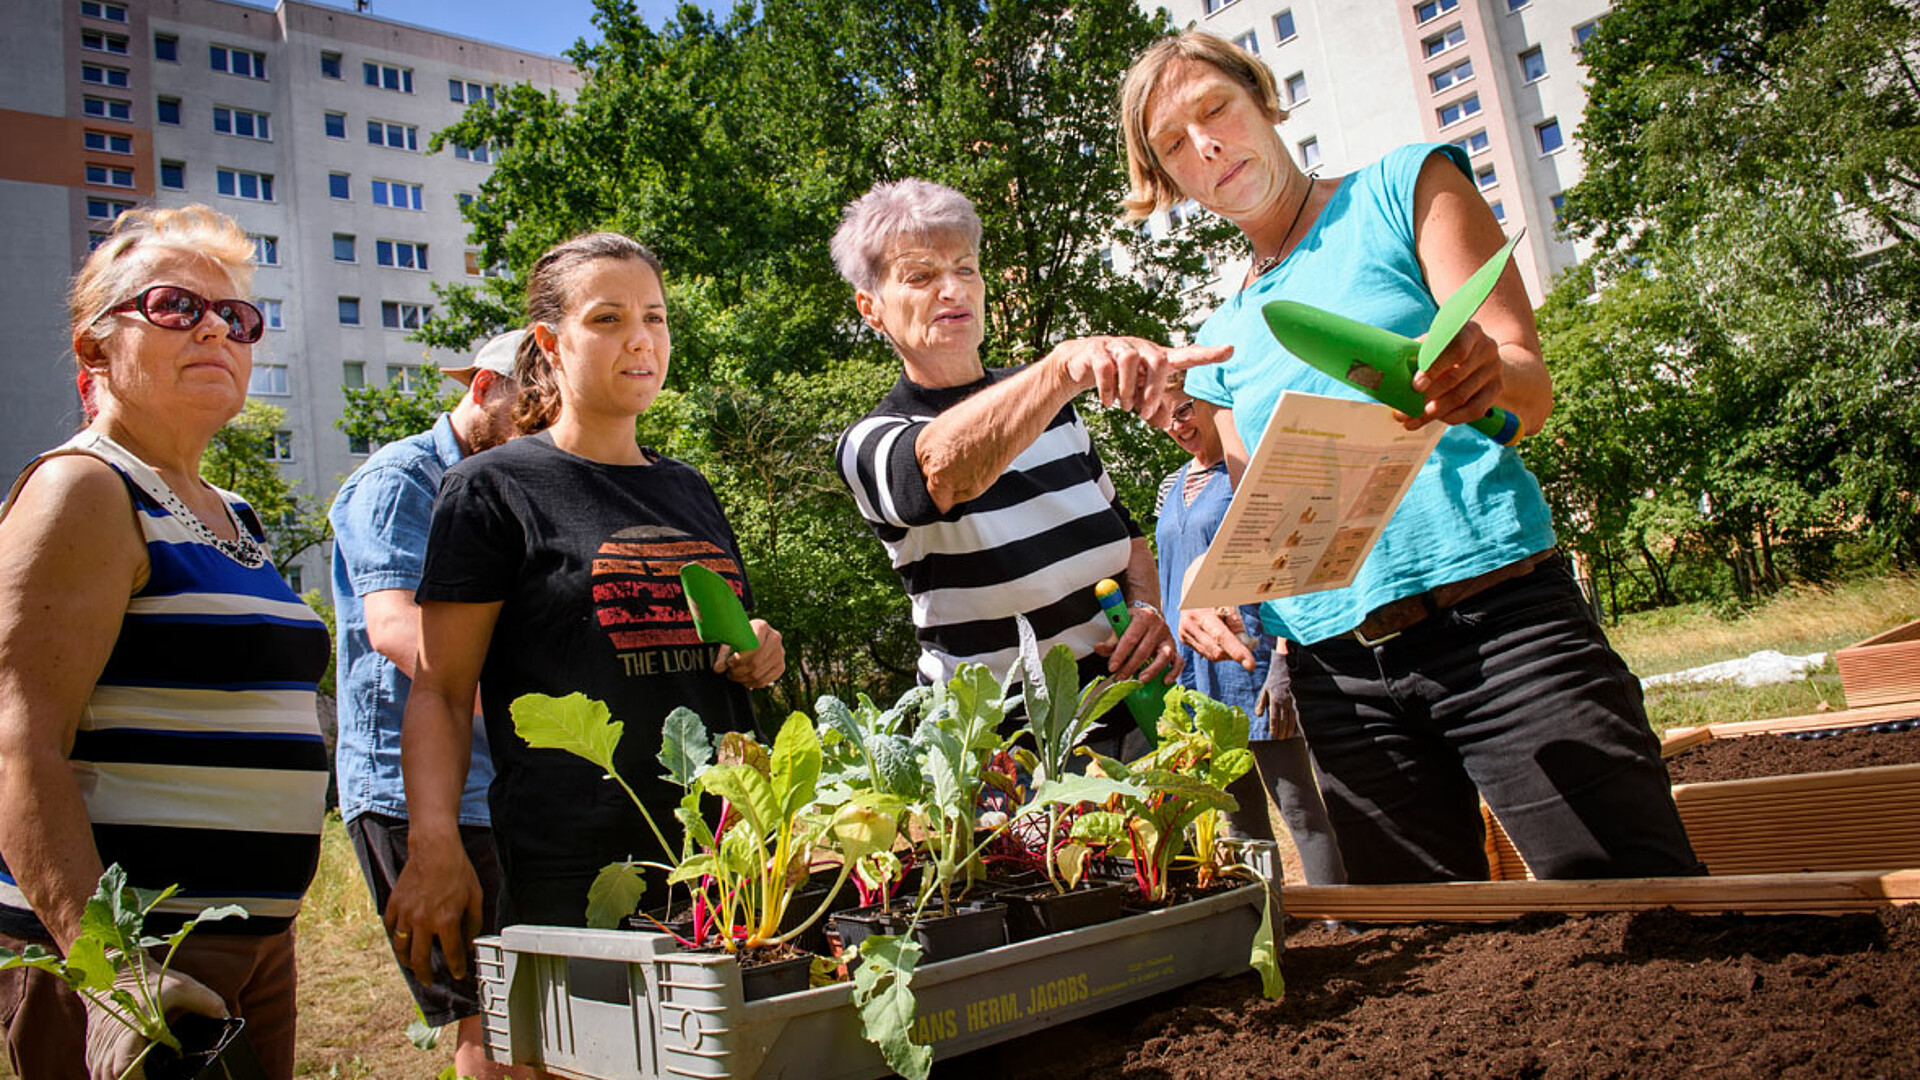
[300,0,717,59]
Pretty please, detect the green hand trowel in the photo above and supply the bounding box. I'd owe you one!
[680,562,758,653]
[1261,230,1527,445]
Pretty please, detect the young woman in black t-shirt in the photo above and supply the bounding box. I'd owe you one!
[384,233,786,985]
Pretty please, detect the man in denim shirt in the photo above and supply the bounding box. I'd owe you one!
[330,330,523,1078]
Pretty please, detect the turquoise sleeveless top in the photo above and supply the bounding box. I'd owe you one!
[1182,143,1556,645]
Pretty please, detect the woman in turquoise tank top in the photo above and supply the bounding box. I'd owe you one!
[1117,31,1700,885]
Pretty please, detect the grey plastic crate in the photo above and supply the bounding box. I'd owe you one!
[476,860,1278,1080]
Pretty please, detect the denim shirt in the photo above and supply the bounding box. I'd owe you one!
[1155,460,1278,740]
[330,415,494,825]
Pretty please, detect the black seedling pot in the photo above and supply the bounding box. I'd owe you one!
[1001,881,1127,941]
[832,900,1009,963]
[144,1015,265,1080]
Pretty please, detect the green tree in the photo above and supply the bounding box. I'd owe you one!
[200,401,331,572]
[336,366,461,451]
[412,0,1212,702]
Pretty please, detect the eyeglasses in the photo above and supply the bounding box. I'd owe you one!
[103,285,265,344]
[1170,399,1196,424]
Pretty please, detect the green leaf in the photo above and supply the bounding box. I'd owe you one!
[1068,811,1127,843]
[699,763,779,840]
[1020,774,1139,819]
[1211,748,1255,788]
[867,734,921,798]
[407,1014,443,1050]
[1055,843,1092,889]
[815,695,861,747]
[62,935,115,995]
[1249,885,1285,1001]
[668,853,717,886]
[584,862,648,929]
[770,712,823,819]
[658,706,713,789]
[828,800,900,864]
[850,934,932,1080]
[512,692,621,774]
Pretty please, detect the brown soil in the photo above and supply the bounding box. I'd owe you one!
[1665,724,1920,784]
[938,725,1920,1079]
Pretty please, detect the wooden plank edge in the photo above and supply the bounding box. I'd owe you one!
[1700,703,1920,740]
[1284,869,1920,923]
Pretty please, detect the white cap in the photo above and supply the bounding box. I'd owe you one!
[442,328,526,385]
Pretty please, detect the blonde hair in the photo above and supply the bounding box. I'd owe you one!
[68,204,255,418]
[512,231,664,435]
[1119,30,1286,220]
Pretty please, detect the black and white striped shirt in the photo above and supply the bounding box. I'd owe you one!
[836,368,1140,684]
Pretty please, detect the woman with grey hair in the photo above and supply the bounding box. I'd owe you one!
[831,177,1228,738]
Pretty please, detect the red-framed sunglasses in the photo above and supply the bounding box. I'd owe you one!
[104,285,266,344]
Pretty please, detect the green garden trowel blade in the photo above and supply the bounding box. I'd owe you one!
[680,562,758,653]
[1261,229,1527,445]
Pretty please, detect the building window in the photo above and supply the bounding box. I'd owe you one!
[1298,135,1320,168]
[84,96,133,121]
[251,234,279,266]
[80,2,129,21]
[1452,128,1490,155]
[83,131,133,154]
[321,112,346,140]
[1423,24,1466,58]
[249,364,290,396]
[85,164,135,188]
[376,239,428,270]
[338,298,361,326]
[1475,163,1497,190]
[1437,93,1481,127]
[213,106,271,140]
[153,33,178,62]
[1284,71,1309,106]
[371,179,425,210]
[283,566,303,592]
[448,79,496,106]
[1201,0,1239,12]
[209,45,268,80]
[266,430,295,462]
[1413,0,1458,24]
[159,160,185,189]
[332,233,356,262]
[81,30,130,55]
[385,364,425,390]
[82,64,130,88]
[451,143,493,164]
[1573,20,1599,50]
[1430,57,1473,93]
[363,61,414,94]
[155,96,180,125]
[1231,30,1259,55]
[86,197,134,221]
[342,361,365,387]
[1519,46,1547,82]
[1507,0,1529,9]
[88,232,112,251]
[216,168,273,201]
[259,298,284,330]
[1489,199,1506,223]
[1536,117,1564,154]
[1550,192,1567,222]
[381,302,431,330]
[367,120,420,151]
[320,50,342,79]
[347,433,371,455]
[1273,9,1296,42]
[328,172,351,200]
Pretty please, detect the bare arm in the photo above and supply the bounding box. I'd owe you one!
[0,456,145,950]
[385,598,500,982]
[362,588,421,678]
[917,339,1233,512]
[1410,155,1554,436]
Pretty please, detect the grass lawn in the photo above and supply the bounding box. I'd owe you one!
[3,574,1913,1078]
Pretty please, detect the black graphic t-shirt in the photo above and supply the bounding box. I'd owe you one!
[418,432,758,918]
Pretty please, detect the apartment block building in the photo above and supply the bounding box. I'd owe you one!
[1144,0,1608,307]
[1,0,579,591]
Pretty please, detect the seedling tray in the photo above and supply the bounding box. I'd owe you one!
[475,880,1272,1079]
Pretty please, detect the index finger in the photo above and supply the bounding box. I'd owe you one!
[1167,344,1234,370]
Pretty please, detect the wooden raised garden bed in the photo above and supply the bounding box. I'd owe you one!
[1836,616,1920,708]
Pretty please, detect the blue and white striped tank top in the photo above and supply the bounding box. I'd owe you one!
[0,432,329,937]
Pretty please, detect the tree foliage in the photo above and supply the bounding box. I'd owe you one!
[1527,0,1920,613]
[415,0,1209,704]
[200,401,331,572]
[336,366,461,451]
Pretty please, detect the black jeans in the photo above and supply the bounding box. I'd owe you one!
[1293,558,1703,884]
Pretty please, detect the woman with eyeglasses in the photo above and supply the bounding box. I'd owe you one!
[0,206,328,1078]
[1153,373,1345,885]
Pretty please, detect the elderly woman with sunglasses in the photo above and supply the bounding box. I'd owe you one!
[0,206,329,1078]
